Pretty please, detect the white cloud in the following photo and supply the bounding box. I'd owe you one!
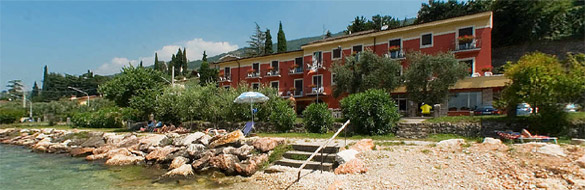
[94,38,238,75]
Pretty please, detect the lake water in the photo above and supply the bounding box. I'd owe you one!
[0,145,258,190]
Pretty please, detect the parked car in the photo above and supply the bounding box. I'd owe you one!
[516,103,533,116]
[474,105,499,115]
[564,104,579,112]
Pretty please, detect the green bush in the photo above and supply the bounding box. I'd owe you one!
[71,107,124,128]
[302,103,334,133]
[0,108,25,124]
[340,89,400,135]
[269,100,296,132]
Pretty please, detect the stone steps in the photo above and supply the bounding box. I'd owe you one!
[274,143,340,171]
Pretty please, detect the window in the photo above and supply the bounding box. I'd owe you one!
[458,27,473,37]
[294,79,303,96]
[313,51,322,65]
[352,45,363,54]
[460,59,474,75]
[331,73,336,85]
[252,63,259,72]
[332,47,341,59]
[312,75,323,87]
[448,92,482,111]
[388,39,402,58]
[271,61,279,71]
[270,81,279,90]
[252,83,260,90]
[224,67,230,78]
[421,33,432,47]
[389,39,401,50]
[295,57,303,67]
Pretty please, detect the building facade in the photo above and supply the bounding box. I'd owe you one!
[214,12,506,116]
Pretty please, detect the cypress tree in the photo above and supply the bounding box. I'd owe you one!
[139,60,143,68]
[277,21,287,53]
[154,52,160,71]
[182,48,188,75]
[169,54,176,75]
[264,29,273,55]
[42,65,48,91]
[31,82,39,98]
[202,51,208,62]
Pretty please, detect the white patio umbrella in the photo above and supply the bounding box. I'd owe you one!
[234,91,269,123]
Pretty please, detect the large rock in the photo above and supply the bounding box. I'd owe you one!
[163,164,193,177]
[138,134,170,150]
[187,144,206,158]
[350,139,374,152]
[334,158,367,175]
[209,154,240,174]
[198,135,212,146]
[32,138,52,152]
[47,143,70,153]
[538,144,566,157]
[145,146,178,162]
[170,156,189,170]
[116,135,139,148]
[174,132,205,146]
[436,139,465,148]
[70,147,95,157]
[105,154,144,166]
[192,153,213,170]
[482,137,502,145]
[335,149,358,165]
[223,144,254,159]
[252,137,285,152]
[80,136,105,148]
[103,133,126,145]
[209,130,244,148]
[576,155,585,168]
[86,147,132,161]
[234,154,268,176]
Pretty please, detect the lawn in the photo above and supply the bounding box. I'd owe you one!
[257,132,482,142]
[424,115,507,123]
[0,123,130,132]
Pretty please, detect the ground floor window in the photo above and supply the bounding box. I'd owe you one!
[448,91,482,111]
[252,83,260,90]
[392,94,408,114]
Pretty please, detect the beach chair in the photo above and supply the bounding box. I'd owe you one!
[517,129,558,144]
[243,121,254,136]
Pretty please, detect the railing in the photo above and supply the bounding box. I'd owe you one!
[289,67,303,74]
[265,70,280,76]
[386,50,405,59]
[453,36,481,51]
[294,89,303,97]
[219,76,231,82]
[306,86,324,95]
[247,72,261,78]
[297,120,350,181]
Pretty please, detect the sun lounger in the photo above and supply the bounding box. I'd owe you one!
[497,129,557,144]
[243,121,254,136]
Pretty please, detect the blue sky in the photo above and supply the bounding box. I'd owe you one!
[0,0,426,91]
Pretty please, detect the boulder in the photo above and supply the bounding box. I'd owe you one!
[80,136,105,148]
[223,144,254,159]
[174,132,205,146]
[576,155,585,168]
[105,154,144,166]
[187,144,206,158]
[335,149,358,165]
[70,147,95,157]
[208,130,244,148]
[198,135,212,146]
[572,139,585,145]
[350,139,374,152]
[234,154,268,176]
[41,128,55,134]
[252,137,285,152]
[192,153,213,170]
[538,144,566,157]
[482,137,502,145]
[170,156,190,170]
[32,138,52,152]
[163,164,193,177]
[436,139,465,148]
[138,134,170,150]
[47,143,70,153]
[145,146,178,162]
[209,154,240,174]
[334,158,367,175]
[116,135,139,148]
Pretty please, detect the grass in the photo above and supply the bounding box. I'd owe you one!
[568,112,585,123]
[376,141,406,146]
[257,132,397,141]
[0,123,130,132]
[424,115,507,123]
[426,134,483,143]
[289,154,309,161]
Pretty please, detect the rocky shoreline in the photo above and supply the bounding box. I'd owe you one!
[0,128,285,179]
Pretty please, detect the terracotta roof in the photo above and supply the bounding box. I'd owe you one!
[392,75,509,93]
[213,50,303,64]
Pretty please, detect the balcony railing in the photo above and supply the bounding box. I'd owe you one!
[453,36,481,52]
[289,66,303,74]
[247,72,261,78]
[293,89,303,97]
[306,86,324,95]
[219,76,231,82]
[265,70,280,77]
[386,50,405,59]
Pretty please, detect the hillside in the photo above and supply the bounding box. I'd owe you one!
[187,31,345,69]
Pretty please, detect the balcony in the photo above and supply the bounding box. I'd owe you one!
[453,36,481,52]
[306,86,325,96]
[265,70,280,77]
[219,76,231,82]
[289,66,303,75]
[385,50,405,59]
[246,72,261,78]
[290,88,303,97]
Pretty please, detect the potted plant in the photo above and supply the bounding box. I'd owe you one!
[308,84,316,88]
[481,67,491,72]
[247,68,255,73]
[219,72,224,76]
[289,87,296,91]
[458,35,474,43]
[388,45,400,52]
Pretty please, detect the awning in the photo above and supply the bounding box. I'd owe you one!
[392,75,510,93]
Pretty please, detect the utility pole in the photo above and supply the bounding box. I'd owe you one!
[68,86,89,106]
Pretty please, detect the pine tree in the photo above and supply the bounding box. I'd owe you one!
[277,21,287,53]
[199,51,217,85]
[154,52,160,71]
[246,22,266,56]
[326,30,332,38]
[202,51,208,62]
[31,82,39,98]
[264,29,273,55]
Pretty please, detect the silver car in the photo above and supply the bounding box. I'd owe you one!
[516,103,533,116]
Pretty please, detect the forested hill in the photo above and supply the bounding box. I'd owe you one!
[187,31,345,69]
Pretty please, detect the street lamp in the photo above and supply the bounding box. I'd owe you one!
[68,86,89,106]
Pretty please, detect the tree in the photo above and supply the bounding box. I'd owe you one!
[175,48,184,76]
[331,50,402,97]
[246,22,266,56]
[199,51,218,85]
[42,65,48,93]
[6,80,24,97]
[264,29,273,55]
[277,21,287,53]
[345,14,401,34]
[98,66,166,119]
[182,48,188,75]
[404,52,468,106]
[139,61,143,68]
[325,30,332,38]
[31,82,39,99]
[154,52,160,71]
[414,0,491,24]
[346,16,369,34]
[340,89,400,135]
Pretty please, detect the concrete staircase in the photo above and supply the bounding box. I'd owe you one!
[274,143,341,171]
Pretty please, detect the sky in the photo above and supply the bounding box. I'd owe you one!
[0,0,426,91]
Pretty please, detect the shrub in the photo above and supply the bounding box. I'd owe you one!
[0,108,25,124]
[340,89,400,135]
[303,103,334,133]
[269,100,296,132]
[71,107,124,128]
